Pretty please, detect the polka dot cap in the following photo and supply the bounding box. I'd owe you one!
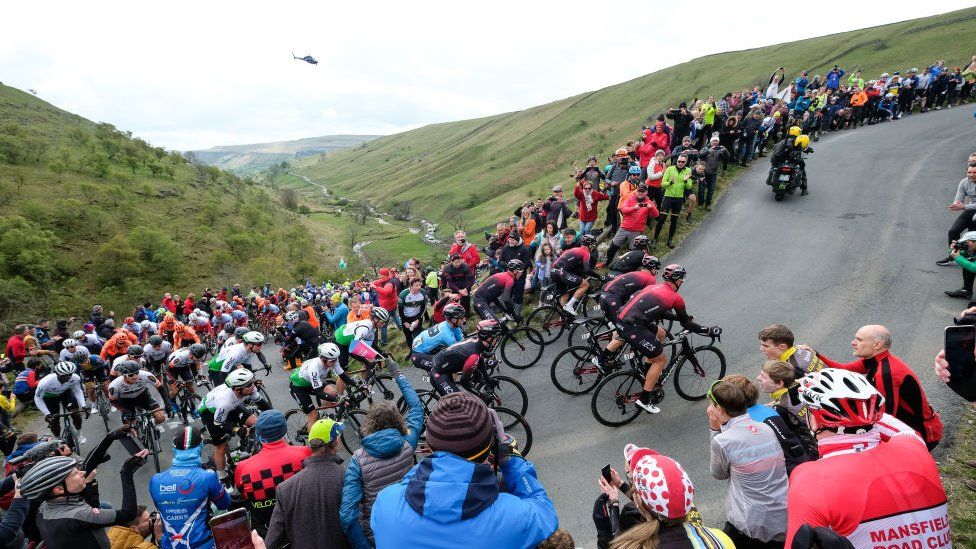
[623,443,695,519]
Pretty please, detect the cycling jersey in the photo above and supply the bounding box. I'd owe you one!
[34,373,85,415]
[60,346,88,362]
[111,355,144,375]
[608,250,647,276]
[289,357,344,389]
[412,321,464,354]
[601,271,657,320]
[220,335,239,351]
[144,341,173,362]
[167,348,199,369]
[552,246,591,275]
[173,328,200,350]
[79,355,107,372]
[208,343,254,373]
[430,338,486,395]
[108,370,158,399]
[198,385,246,424]
[617,283,703,333]
[473,272,515,306]
[334,319,375,347]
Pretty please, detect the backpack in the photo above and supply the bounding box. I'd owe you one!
[775,404,819,465]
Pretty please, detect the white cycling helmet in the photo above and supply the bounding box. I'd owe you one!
[284,311,300,323]
[140,320,151,329]
[53,361,77,376]
[241,331,265,345]
[318,342,340,360]
[72,330,85,339]
[797,368,884,430]
[371,307,390,323]
[225,368,255,388]
[62,339,78,349]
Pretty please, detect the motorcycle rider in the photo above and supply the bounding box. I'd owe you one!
[769,130,814,196]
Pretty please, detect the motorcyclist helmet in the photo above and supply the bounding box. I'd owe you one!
[787,126,802,137]
[794,135,810,149]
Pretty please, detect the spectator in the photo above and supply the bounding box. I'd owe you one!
[325,293,349,332]
[937,163,976,268]
[265,418,350,549]
[442,254,475,313]
[574,179,609,235]
[370,391,558,549]
[816,324,943,449]
[340,360,423,549]
[536,529,576,549]
[371,268,400,346]
[544,186,572,230]
[654,154,693,249]
[424,264,441,303]
[235,411,311,537]
[645,149,667,208]
[708,378,788,547]
[665,103,694,148]
[516,205,537,244]
[600,184,658,267]
[945,230,976,299]
[533,242,557,297]
[108,505,160,549]
[757,324,826,379]
[756,359,803,415]
[397,278,429,349]
[698,136,729,209]
[3,326,27,373]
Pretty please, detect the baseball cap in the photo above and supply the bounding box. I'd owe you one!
[308,418,344,446]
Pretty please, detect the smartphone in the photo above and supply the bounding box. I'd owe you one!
[945,325,976,380]
[601,463,612,483]
[210,508,254,549]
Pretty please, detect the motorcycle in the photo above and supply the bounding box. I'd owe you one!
[767,160,806,201]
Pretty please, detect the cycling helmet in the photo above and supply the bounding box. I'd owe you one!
[72,330,85,339]
[797,369,884,430]
[140,320,151,329]
[794,135,810,149]
[371,307,390,323]
[225,368,255,389]
[148,335,163,347]
[104,318,115,327]
[628,165,641,175]
[234,327,248,338]
[241,331,265,345]
[92,305,103,313]
[124,317,135,325]
[579,233,597,247]
[126,345,143,357]
[318,342,340,360]
[188,343,207,359]
[477,320,503,339]
[62,339,78,349]
[53,361,77,376]
[118,361,141,376]
[506,259,526,273]
[223,323,236,335]
[284,311,300,323]
[443,303,467,320]
[83,323,95,333]
[19,456,79,500]
[632,235,649,250]
[615,147,629,157]
[642,254,662,270]
[661,264,687,282]
[787,126,802,137]
[173,322,185,334]
[72,349,90,363]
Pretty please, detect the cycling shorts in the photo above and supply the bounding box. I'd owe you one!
[619,323,663,359]
[114,391,161,421]
[551,268,584,294]
[201,407,249,445]
[431,372,461,397]
[81,368,108,384]
[43,392,82,416]
[409,352,435,372]
[289,383,334,414]
[168,365,196,383]
[660,197,684,215]
[599,294,624,322]
[472,299,500,323]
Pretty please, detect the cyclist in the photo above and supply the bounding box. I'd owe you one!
[35,362,88,443]
[283,310,324,370]
[198,369,260,483]
[289,342,360,430]
[551,233,598,315]
[165,343,207,417]
[787,369,951,547]
[429,320,500,397]
[108,361,165,426]
[215,323,236,348]
[110,344,145,377]
[172,323,200,350]
[409,303,467,371]
[472,260,526,323]
[143,335,174,374]
[207,331,266,387]
[607,235,653,278]
[334,307,387,373]
[222,326,249,352]
[187,309,211,337]
[596,254,663,366]
[100,331,132,363]
[72,349,110,410]
[74,329,102,355]
[139,319,158,343]
[615,264,721,413]
[58,338,82,362]
[158,314,178,344]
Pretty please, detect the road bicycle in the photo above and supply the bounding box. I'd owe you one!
[47,410,85,455]
[284,399,367,456]
[173,376,211,425]
[407,388,533,457]
[130,410,162,473]
[83,380,113,431]
[524,276,605,345]
[590,330,726,427]
[469,317,544,370]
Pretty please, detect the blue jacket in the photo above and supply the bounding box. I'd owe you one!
[794,76,809,94]
[411,321,463,354]
[370,452,558,549]
[325,303,349,329]
[340,375,424,549]
[145,308,158,323]
[825,69,845,89]
[149,446,231,549]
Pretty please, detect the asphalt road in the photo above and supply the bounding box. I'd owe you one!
[60,105,976,547]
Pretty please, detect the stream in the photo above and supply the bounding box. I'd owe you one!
[290,173,442,263]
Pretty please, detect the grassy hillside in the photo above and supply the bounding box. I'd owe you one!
[294,6,976,233]
[0,83,335,331]
[191,134,380,175]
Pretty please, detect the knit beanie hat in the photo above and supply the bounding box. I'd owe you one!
[426,392,494,460]
[173,426,203,450]
[255,410,288,442]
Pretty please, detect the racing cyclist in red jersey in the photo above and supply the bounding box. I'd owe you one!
[596,254,661,367]
[472,260,525,324]
[552,233,598,315]
[787,368,951,548]
[615,264,721,414]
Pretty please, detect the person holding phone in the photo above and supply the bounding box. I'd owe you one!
[943,228,976,299]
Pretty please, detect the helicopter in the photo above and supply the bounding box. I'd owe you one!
[292,52,318,65]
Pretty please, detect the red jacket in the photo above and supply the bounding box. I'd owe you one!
[182,298,194,315]
[372,276,399,312]
[162,297,177,314]
[573,183,609,223]
[235,439,311,530]
[3,335,25,367]
[618,194,659,232]
[448,243,480,275]
[637,131,670,167]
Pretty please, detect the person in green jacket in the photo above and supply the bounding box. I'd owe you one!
[700,96,717,148]
[425,266,441,302]
[654,154,693,249]
[946,231,976,299]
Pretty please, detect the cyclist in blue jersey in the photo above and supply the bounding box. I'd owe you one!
[409,304,467,371]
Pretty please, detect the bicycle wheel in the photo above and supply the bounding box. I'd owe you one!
[284,409,311,445]
[673,345,727,401]
[340,408,368,456]
[179,394,202,426]
[493,407,532,458]
[148,424,162,473]
[551,346,603,395]
[63,420,81,455]
[567,318,612,358]
[485,375,528,417]
[524,306,566,345]
[370,373,397,402]
[591,371,644,427]
[257,386,273,409]
[499,327,544,370]
[97,394,112,431]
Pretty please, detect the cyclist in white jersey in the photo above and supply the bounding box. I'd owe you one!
[108,361,164,425]
[35,362,88,443]
[198,369,259,482]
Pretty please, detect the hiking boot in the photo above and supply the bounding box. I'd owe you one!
[667,240,676,249]
[945,288,972,299]
[937,256,955,266]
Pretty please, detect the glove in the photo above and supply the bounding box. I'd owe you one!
[385,358,403,378]
[487,409,521,465]
[121,452,147,474]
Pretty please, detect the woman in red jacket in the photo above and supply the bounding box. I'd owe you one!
[448,231,480,275]
[573,180,608,235]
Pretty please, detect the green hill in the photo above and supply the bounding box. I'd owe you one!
[0,83,333,330]
[294,6,976,232]
[190,134,381,175]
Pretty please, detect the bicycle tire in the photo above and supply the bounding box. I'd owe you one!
[492,407,532,458]
[567,318,612,358]
[524,306,566,345]
[551,346,603,395]
[96,394,112,431]
[591,370,644,427]
[485,375,528,417]
[499,327,544,370]
[179,393,202,426]
[257,386,273,409]
[284,408,310,445]
[370,373,397,403]
[149,424,161,473]
[673,345,727,401]
[63,419,81,455]
[340,408,368,456]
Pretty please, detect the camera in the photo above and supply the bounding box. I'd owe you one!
[547,196,556,202]
[952,242,965,252]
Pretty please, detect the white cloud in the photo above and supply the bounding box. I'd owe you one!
[1,0,972,150]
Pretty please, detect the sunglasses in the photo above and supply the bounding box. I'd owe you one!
[583,187,592,190]
[706,379,723,405]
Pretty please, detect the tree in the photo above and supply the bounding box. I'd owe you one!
[99,138,121,160]
[0,216,59,283]
[392,201,413,221]
[125,154,140,175]
[130,226,180,274]
[279,188,298,211]
[148,162,163,176]
[86,152,110,178]
[353,200,371,225]
[448,212,466,232]
[11,169,26,191]
[93,234,141,286]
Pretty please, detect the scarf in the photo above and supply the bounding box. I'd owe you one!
[583,190,594,211]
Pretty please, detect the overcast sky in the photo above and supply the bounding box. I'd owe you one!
[2,1,972,151]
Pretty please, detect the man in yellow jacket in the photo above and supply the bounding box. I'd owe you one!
[108,506,160,549]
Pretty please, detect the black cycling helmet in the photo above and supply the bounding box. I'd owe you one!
[477,320,503,339]
[642,254,662,271]
[632,235,649,250]
[579,233,596,247]
[443,304,467,320]
[126,344,143,357]
[662,264,687,282]
[234,327,248,338]
[506,259,525,273]
[189,343,207,359]
[148,335,163,347]
[223,323,236,335]
[118,361,141,376]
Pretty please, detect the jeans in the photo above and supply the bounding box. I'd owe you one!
[737,134,757,164]
[948,209,976,246]
[380,310,402,346]
[698,173,718,207]
[579,221,594,234]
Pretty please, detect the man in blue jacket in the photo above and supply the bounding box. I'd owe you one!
[150,427,231,549]
[370,391,558,549]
